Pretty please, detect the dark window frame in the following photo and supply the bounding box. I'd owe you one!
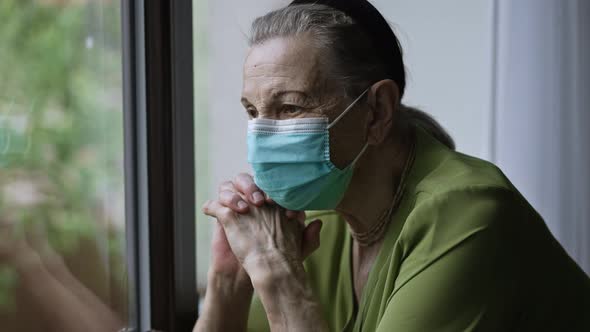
[122,1,197,331]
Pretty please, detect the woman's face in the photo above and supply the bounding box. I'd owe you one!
[241,34,368,168]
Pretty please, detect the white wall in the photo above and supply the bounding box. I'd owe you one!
[494,0,590,273]
[373,0,495,159]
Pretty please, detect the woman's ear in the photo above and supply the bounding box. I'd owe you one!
[365,79,400,145]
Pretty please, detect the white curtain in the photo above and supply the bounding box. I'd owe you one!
[494,0,590,274]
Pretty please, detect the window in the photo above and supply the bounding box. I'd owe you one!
[0,0,129,331]
[1,1,198,330]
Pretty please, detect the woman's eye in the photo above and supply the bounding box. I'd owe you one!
[247,108,258,118]
[281,105,302,114]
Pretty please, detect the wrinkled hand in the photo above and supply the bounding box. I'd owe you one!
[217,173,304,221]
[204,173,322,281]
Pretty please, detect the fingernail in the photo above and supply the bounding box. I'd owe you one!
[252,191,264,203]
[237,201,248,209]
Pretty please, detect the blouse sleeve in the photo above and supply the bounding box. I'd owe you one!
[376,187,524,332]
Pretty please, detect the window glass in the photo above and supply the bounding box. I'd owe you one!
[0,1,129,331]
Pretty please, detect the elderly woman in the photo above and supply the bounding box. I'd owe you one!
[194,1,590,331]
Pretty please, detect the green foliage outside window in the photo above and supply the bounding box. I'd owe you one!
[0,0,125,310]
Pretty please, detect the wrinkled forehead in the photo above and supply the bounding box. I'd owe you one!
[242,36,329,101]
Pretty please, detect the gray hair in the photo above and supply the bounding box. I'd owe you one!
[249,3,455,150]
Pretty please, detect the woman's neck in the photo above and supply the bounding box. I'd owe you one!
[336,126,413,244]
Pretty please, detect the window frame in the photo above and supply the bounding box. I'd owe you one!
[122,1,197,331]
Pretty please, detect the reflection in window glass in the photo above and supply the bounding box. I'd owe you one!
[0,1,128,331]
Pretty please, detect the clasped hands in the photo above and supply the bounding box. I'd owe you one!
[202,173,323,287]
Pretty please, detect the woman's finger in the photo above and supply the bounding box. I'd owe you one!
[218,190,250,213]
[202,200,235,226]
[285,210,306,222]
[296,211,306,222]
[201,200,213,216]
[233,173,265,206]
[218,180,236,194]
[301,219,322,259]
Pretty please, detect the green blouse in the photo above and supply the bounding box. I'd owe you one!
[247,127,590,331]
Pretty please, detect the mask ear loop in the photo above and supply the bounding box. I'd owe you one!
[326,87,372,168]
[326,88,370,129]
[350,142,369,166]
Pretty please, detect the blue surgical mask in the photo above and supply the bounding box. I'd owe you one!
[247,89,369,211]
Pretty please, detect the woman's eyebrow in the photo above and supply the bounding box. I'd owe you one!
[240,97,251,105]
[241,90,310,105]
[270,90,309,99]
